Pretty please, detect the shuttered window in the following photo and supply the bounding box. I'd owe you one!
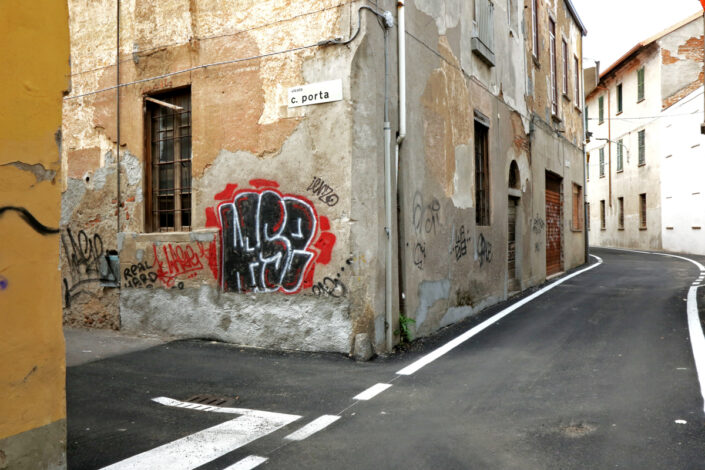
[638,129,645,165]
[549,18,558,115]
[586,153,590,180]
[617,139,624,172]
[599,147,605,177]
[600,200,606,230]
[598,96,604,123]
[562,39,569,95]
[532,0,539,58]
[639,193,647,228]
[618,197,624,229]
[637,67,645,102]
[572,184,583,230]
[574,56,580,103]
[475,117,490,226]
[617,83,623,113]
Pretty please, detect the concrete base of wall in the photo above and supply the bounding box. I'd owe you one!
[0,419,66,470]
[120,286,354,353]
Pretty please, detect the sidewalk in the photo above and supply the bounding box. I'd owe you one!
[64,327,167,367]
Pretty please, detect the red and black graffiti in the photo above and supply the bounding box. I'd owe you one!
[207,180,335,294]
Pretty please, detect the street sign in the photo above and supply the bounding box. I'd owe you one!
[288,79,342,108]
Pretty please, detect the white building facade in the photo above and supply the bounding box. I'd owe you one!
[585,13,704,254]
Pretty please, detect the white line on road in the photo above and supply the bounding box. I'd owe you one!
[222,455,268,470]
[100,398,300,470]
[602,248,705,415]
[396,255,604,376]
[284,415,341,441]
[353,383,393,400]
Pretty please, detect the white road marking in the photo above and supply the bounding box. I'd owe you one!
[396,255,604,376]
[284,415,341,441]
[353,383,393,400]
[222,455,268,470]
[101,398,300,470]
[602,248,705,415]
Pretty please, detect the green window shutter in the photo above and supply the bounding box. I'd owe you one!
[638,130,645,165]
[617,84,623,113]
[599,96,604,123]
[637,68,645,101]
[617,140,623,171]
[599,148,605,176]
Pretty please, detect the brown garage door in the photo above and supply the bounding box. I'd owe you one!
[545,174,563,276]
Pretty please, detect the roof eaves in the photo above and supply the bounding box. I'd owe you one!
[564,0,587,36]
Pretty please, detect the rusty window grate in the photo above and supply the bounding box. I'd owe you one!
[639,193,647,228]
[147,89,192,232]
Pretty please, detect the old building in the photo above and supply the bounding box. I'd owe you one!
[585,12,705,253]
[62,0,586,355]
[0,2,69,468]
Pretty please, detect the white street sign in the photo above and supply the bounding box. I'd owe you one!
[288,79,342,108]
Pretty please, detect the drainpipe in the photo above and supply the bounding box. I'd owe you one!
[116,0,121,233]
[581,58,589,264]
[607,88,611,207]
[388,0,406,352]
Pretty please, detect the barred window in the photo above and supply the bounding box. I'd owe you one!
[146,89,192,232]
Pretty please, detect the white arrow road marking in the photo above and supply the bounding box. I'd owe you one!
[284,415,341,441]
[100,397,300,470]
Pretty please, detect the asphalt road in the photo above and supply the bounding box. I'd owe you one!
[67,248,705,469]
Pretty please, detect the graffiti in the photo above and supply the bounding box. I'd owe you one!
[123,261,158,288]
[452,225,472,261]
[477,233,493,267]
[531,214,545,234]
[413,192,441,235]
[413,243,426,270]
[0,206,60,235]
[307,177,339,207]
[0,275,7,291]
[62,228,118,307]
[208,180,336,294]
[312,257,352,298]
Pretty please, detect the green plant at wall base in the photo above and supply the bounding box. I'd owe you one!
[397,314,416,343]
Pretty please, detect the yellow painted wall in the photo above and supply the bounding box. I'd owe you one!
[0,0,69,439]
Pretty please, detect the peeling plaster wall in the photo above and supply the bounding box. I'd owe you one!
[62,0,362,353]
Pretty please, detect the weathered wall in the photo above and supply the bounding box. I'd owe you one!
[0,1,69,468]
[659,15,704,110]
[63,0,374,353]
[524,0,587,273]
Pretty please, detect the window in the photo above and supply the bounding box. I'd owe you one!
[574,56,580,103]
[586,153,590,180]
[572,184,583,230]
[618,197,624,229]
[587,202,590,230]
[600,200,606,230]
[147,89,192,232]
[472,0,495,66]
[475,115,490,226]
[532,0,539,59]
[599,147,605,177]
[549,18,558,115]
[639,193,647,228]
[598,96,604,123]
[507,0,518,32]
[617,83,623,113]
[616,139,624,172]
[562,39,569,96]
[638,129,645,165]
[637,67,645,101]
[585,106,589,132]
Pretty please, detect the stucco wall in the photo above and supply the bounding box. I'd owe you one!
[0,1,69,468]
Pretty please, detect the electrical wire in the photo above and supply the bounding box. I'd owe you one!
[67,1,355,79]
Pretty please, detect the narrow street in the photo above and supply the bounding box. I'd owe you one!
[67,248,705,469]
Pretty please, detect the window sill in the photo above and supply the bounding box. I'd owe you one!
[563,93,571,102]
[638,163,646,167]
[601,228,606,231]
[532,55,540,68]
[616,111,623,116]
[618,227,625,231]
[637,98,645,104]
[575,104,582,113]
[571,228,583,233]
[551,113,562,123]
[598,121,604,125]
[639,227,647,231]
[616,169,623,173]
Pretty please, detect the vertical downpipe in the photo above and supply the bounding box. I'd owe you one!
[116,0,121,233]
[390,0,406,352]
[383,25,393,352]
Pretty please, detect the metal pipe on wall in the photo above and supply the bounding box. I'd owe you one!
[116,0,121,233]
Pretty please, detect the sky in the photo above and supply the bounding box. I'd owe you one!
[571,0,704,70]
